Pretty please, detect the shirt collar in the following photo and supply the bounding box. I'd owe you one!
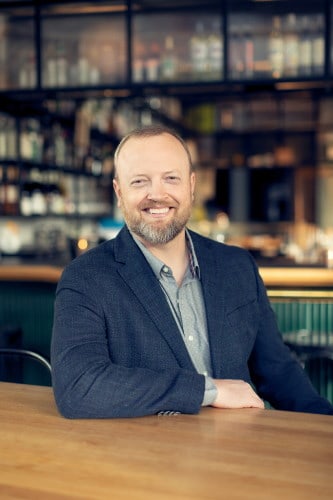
[130,229,200,280]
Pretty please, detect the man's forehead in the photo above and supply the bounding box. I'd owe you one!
[117,133,189,164]
[120,133,178,151]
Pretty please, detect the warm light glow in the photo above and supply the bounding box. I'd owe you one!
[42,3,127,15]
[77,238,88,251]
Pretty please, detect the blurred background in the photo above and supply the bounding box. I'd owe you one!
[1,0,333,267]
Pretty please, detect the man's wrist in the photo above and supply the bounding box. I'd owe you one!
[202,376,218,406]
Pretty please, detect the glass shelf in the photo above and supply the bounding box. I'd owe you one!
[132,8,224,84]
[228,0,326,81]
[40,2,127,88]
[0,5,36,91]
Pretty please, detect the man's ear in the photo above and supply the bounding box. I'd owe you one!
[113,179,122,207]
[190,172,196,200]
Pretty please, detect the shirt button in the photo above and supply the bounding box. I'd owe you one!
[188,335,194,341]
[163,266,169,273]
[203,371,208,376]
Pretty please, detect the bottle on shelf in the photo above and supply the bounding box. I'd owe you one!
[53,123,68,167]
[46,172,66,215]
[243,24,254,79]
[0,114,7,158]
[312,14,325,75]
[269,16,284,79]
[160,35,178,81]
[2,165,19,216]
[299,15,312,76]
[189,21,209,80]
[28,169,47,216]
[44,40,57,87]
[229,24,245,79]
[20,181,33,216]
[283,13,299,77]
[19,48,36,89]
[145,42,161,82]
[56,40,68,87]
[0,14,8,89]
[99,42,116,84]
[6,116,18,159]
[87,44,101,85]
[20,119,43,162]
[77,40,91,85]
[132,41,146,83]
[207,19,223,80]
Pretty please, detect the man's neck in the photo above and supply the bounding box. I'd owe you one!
[139,231,189,285]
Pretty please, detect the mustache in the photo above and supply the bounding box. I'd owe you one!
[139,201,177,210]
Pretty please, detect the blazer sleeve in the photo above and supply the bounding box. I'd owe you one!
[51,260,205,419]
[248,256,333,415]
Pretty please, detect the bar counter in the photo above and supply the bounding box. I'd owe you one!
[1,263,333,288]
[1,382,333,499]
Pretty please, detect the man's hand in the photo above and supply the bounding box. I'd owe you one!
[212,379,265,409]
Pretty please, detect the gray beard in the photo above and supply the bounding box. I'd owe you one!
[128,218,186,245]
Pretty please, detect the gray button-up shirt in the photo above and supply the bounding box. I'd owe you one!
[131,230,217,406]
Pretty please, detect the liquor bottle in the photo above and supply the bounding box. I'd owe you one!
[56,40,68,87]
[45,41,57,87]
[88,44,101,85]
[6,116,17,159]
[269,16,284,79]
[20,182,32,216]
[207,20,223,80]
[160,35,178,81]
[28,51,37,88]
[3,165,19,216]
[53,124,67,167]
[0,114,6,157]
[283,13,299,77]
[312,15,325,75]
[299,15,312,76]
[229,24,244,79]
[77,41,90,85]
[243,24,254,78]
[29,170,47,215]
[19,48,36,88]
[0,15,8,89]
[132,41,146,83]
[145,42,161,82]
[47,172,65,214]
[189,22,209,79]
[0,174,4,214]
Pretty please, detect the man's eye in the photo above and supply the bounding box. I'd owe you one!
[166,176,180,182]
[131,179,145,186]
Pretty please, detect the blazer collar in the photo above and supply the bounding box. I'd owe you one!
[188,231,228,378]
[113,226,196,370]
[113,226,228,377]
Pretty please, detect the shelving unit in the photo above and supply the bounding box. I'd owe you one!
[1,0,333,259]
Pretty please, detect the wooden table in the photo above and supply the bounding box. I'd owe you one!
[1,383,333,499]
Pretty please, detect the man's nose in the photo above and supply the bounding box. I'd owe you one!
[147,179,167,200]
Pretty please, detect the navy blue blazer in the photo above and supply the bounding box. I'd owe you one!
[51,226,333,418]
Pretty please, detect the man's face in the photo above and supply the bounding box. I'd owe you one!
[113,133,195,246]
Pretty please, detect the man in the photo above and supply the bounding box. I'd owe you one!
[51,125,333,418]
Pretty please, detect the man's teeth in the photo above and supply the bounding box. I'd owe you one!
[148,208,169,214]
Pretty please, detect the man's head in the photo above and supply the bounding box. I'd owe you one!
[113,125,196,246]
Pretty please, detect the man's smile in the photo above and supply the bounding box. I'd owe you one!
[146,207,171,216]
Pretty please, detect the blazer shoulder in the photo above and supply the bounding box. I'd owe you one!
[189,229,253,261]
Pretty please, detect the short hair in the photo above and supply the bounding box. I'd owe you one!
[113,125,194,178]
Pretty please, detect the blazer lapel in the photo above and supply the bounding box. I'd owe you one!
[114,228,195,370]
[191,232,228,378]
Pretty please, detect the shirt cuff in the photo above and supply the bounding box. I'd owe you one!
[202,376,218,406]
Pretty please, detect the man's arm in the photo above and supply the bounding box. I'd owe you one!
[248,257,333,415]
[51,267,205,419]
